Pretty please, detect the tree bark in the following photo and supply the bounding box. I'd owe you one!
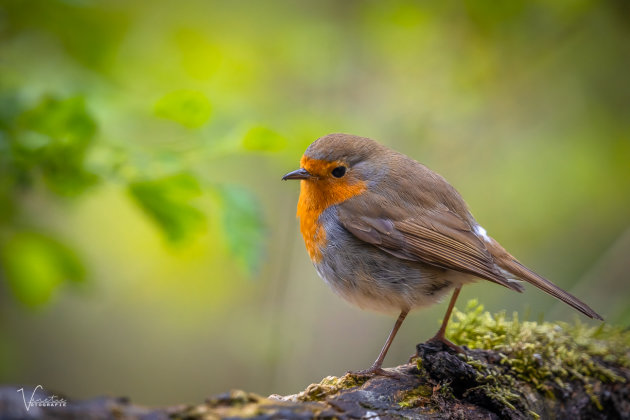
[2,339,628,420]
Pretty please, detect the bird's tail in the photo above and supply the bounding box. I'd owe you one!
[498,257,603,320]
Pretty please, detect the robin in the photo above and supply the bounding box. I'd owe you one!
[282,133,603,376]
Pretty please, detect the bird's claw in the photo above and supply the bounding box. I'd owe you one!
[426,335,465,354]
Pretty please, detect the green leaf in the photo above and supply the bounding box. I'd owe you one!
[16,95,98,195]
[128,173,206,243]
[153,90,212,128]
[218,186,265,275]
[0,231,85,307]
[18,95,97,150]
[242,126,287,152]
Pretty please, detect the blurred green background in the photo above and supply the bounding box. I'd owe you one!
[1,0,629,406]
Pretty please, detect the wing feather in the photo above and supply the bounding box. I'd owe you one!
[337,199,524,292]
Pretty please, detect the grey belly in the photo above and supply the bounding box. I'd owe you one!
[314,214,473,313]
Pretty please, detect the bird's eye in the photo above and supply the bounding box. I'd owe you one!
[331,166,347,178]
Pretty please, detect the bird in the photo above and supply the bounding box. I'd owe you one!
[282,133,603,376]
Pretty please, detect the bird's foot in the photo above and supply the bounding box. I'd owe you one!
[426,334,465,354]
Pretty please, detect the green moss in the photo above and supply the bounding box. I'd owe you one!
[477,384,519,410]
[446,300,630,409]
[297,374,368,402]
[397,384,433,408]
[197,390,267,418]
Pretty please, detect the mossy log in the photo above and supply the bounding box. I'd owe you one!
[2,302,629,419]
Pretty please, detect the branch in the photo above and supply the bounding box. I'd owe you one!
[3,303,628,419]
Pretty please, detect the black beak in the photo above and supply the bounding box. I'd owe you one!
[282,168,313,181]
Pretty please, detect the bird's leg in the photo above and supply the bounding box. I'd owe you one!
[349,309,409,377]
[409,286,464,363]
[428,286,464,353]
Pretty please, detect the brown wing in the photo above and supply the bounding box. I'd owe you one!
[337,199,524,292]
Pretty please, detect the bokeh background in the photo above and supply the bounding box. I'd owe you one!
[1,0,629,406]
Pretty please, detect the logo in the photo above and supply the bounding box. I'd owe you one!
[17,385,67,412]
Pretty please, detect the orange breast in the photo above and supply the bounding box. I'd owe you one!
[296,156,367,262]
